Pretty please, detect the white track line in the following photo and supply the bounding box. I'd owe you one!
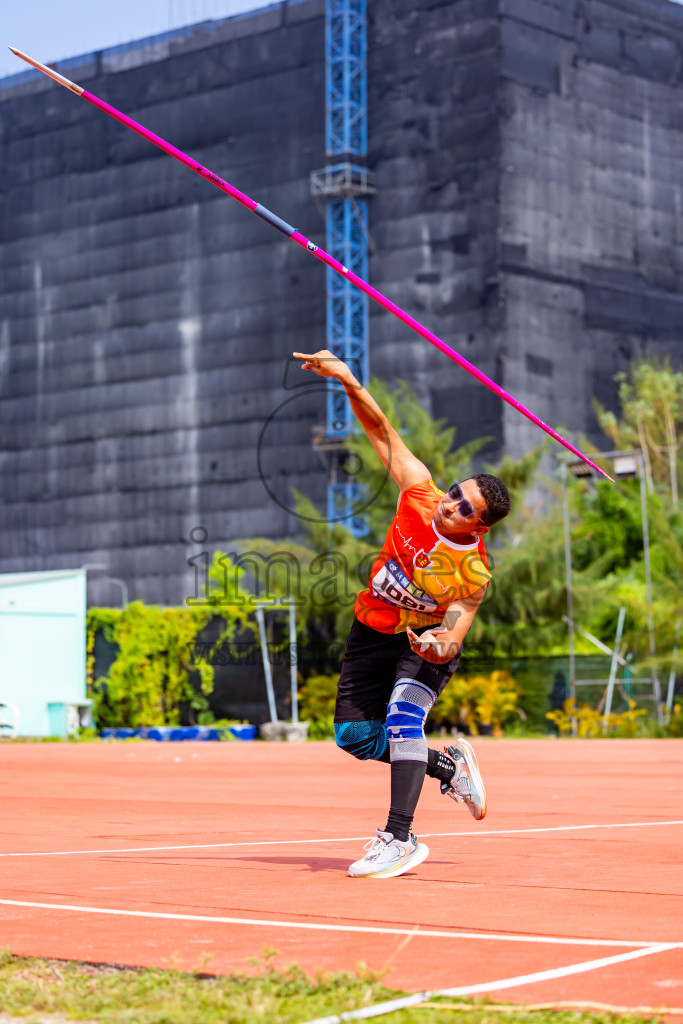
[0,819,681,859]
[0,899,680,951]
[299,944,679,1024]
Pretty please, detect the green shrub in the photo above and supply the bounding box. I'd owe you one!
[88,604,252,729]
[665,701,683,737]
[511,663,554,731]
[298,673,338,738]
[88,603,215,728]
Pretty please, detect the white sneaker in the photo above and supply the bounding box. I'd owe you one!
[441,738,487,820]
[348,830,429,878]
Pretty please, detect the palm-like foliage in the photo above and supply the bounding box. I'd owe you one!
[224,377,541,668]
[343,377,492,547]
[596,352,683,505]
[469,480,595,657]
[220,360,682,672]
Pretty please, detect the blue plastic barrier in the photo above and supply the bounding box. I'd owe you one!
[225,724,257,741]
[100,725,257,741]
[100,728,143,739]
[145,727,174,741]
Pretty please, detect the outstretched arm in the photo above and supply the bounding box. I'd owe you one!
[293,349,429,491]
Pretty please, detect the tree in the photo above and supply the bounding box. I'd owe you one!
[224,376,542,669]
[596,353,683,506]
[584,354,683,658]
[344,377,492,548]
[479,355,683,662]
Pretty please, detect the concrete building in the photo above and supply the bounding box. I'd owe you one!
[1,0,682,603]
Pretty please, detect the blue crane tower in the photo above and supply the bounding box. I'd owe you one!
[311,0,373,535]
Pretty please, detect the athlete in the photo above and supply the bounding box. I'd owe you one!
[293,350,511,878]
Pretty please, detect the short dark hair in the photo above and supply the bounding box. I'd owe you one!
[467,473,511,526]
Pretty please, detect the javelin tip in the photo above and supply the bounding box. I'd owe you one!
[585,460,614,483]
[8,46,84,95]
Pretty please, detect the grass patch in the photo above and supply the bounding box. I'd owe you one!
[0,948,670,1024]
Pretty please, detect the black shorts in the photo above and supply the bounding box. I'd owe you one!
[334,617,462,723]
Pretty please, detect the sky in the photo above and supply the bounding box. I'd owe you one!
[3,0,683,79]
[1,0,267,79]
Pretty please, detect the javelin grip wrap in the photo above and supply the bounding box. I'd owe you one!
[253,204,296,237]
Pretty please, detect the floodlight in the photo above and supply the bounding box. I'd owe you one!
[612,454,638,478]
[568,461,593,478]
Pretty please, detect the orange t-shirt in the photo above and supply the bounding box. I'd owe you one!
[354,480,491,634]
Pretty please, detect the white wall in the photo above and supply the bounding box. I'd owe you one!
[0,569,86,736]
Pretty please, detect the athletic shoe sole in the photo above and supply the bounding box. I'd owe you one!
[449,738,487,820]
[349,842,429,879]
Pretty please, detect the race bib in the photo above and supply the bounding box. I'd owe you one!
[371,558,438,614]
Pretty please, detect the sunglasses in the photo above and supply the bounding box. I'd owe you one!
[446,481,484,524]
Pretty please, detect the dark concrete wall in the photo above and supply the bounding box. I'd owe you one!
[367,0,502,451]
[0,0,505,604]
[498,0,683,456]
[1,0,682,604]
[0,3,328,604]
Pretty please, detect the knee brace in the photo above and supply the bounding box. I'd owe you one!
[334,719,388,760]
[386,679,435,762]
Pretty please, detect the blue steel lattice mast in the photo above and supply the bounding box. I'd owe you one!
[311,0,373,534]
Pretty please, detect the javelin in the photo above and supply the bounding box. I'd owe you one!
[9,46,612,481]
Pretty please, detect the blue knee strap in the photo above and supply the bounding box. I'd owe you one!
[386,680,434,741]
[385,701,427,739]
[385,679,435,763]
[334,720,388,760]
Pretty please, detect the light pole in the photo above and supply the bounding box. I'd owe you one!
[103,576,129,608]
[560,460,576,706]
[560,448,662,724]
[81,564,129,609]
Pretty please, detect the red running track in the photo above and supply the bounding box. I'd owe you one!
[0,739,681,1019]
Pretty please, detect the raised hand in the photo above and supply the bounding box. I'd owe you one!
[292,350,352,382]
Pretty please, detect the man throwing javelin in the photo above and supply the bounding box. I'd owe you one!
[294,350,511,878]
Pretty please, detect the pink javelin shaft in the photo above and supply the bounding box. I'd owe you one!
[9,47,611,481]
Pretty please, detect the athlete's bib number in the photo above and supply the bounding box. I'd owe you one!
[371,558,438,613]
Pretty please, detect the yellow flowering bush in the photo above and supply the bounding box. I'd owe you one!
[546,697,647,737]
[431,669,520,736]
